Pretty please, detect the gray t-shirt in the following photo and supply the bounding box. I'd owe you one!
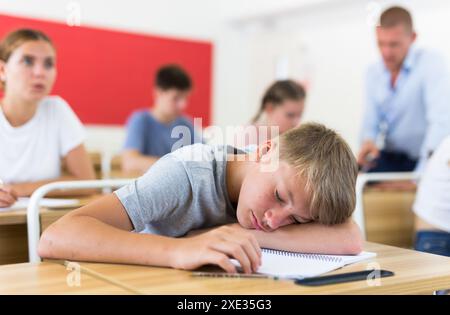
[114,144,239,237]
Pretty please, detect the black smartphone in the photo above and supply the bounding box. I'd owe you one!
[295,270,394,286]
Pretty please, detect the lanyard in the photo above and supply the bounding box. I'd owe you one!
[376,70,404,150]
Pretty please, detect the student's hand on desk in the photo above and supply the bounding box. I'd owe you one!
[0,184,18,207]
[171,225,262,274]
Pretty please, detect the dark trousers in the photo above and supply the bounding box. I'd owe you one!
[415,231,450,257]
[367,150,418,173]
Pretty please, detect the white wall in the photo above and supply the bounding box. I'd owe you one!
[0,0,220,40]
[225,0,450,152]
[1,0,450,154]
[0,0,222,154]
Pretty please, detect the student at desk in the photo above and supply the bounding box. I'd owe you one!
[121,64,202,175]
[413,135,450,257]
[234,80,306,150]
[0,29,95,207]
[39,123,363,274]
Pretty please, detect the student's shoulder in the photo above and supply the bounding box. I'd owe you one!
[417,48,444,61]
[40,95,70,108]
[137,145,209,186]
[169,143,228,165]
[127,109,152,124]
[417,48,448,70]
[170,143,213,158]
[177,115,196,127]
[39,95,76,117]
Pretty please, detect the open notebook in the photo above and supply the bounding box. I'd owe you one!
[0,197,80,212]
[233,248,376,279]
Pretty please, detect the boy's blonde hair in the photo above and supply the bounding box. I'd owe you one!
[278,122,358,225]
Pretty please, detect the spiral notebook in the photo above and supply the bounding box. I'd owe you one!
[233,249,376,279]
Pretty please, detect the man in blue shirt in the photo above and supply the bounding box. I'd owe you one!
[122,64,202,174]
[358,6,450,174]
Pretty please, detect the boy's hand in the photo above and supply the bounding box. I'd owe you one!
[171,225,262,274]
[0,184,18,208]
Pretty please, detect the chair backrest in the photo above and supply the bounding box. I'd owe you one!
[27,179,134,263]
[363,187,416,248]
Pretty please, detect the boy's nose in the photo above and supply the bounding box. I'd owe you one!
[264,208,288,230]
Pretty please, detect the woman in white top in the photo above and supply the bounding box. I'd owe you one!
[413,135,450,256]
[0,29,95,207]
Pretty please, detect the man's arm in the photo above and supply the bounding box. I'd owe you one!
[358,68,381,166]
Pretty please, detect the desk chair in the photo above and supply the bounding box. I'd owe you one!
[27,179,134,263]
[353,172,419,241]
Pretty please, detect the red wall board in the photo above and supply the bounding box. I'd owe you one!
[0,14,213,125]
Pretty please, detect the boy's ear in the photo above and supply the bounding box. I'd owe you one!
[256,140,273,163]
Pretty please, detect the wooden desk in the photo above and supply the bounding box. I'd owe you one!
[0,195,103,265]
[0,195,99,227]
[0,262,132,294]
[64,242,450,295]
[109,170,141,179]
[364,188,416,248]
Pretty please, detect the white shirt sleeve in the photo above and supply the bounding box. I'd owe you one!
[413,136,450,232]
[53,96,86,157]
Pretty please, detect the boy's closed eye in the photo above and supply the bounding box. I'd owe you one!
[275,189,308,224]
[275,189,285,204]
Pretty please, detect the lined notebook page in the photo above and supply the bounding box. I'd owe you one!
[233,249,376,279]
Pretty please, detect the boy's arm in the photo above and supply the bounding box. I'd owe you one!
[38,194,261,273]
[226,220,363,255]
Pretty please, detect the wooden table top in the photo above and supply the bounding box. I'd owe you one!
[0,262,133,294]
[61,242,450,295]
